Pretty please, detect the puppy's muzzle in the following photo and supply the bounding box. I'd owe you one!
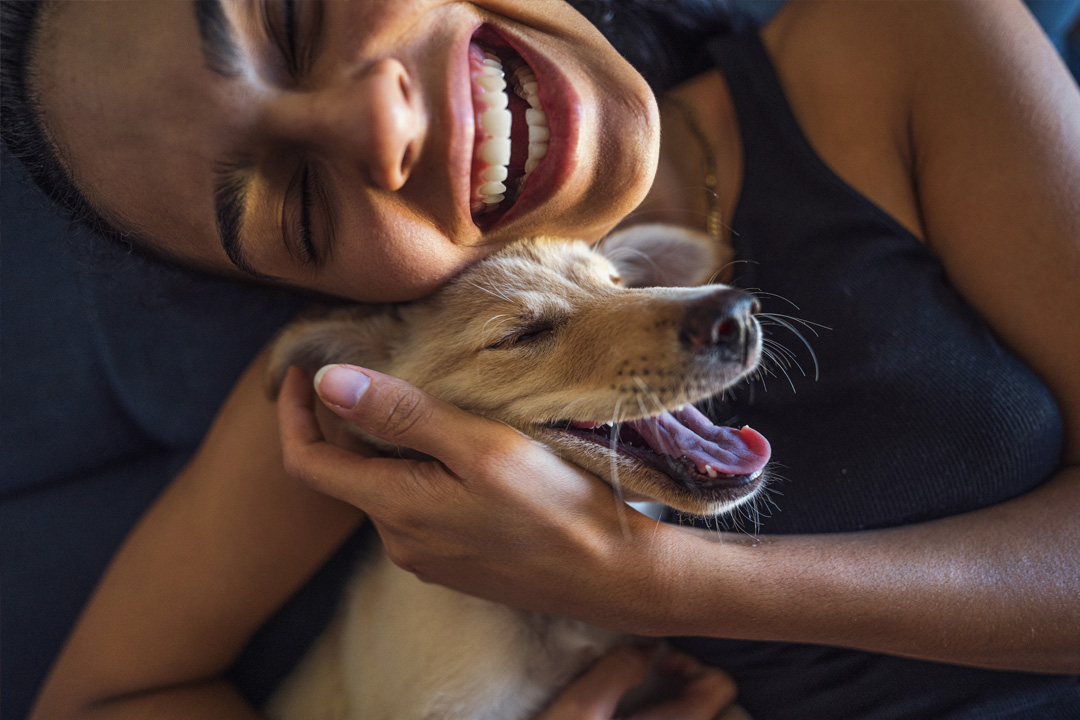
[680,288,761,365]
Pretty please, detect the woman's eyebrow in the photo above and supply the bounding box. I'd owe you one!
[193,2,269,278]
[213,160,271,280]
[193,0,242,78]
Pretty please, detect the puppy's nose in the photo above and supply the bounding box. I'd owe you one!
[680,288,760,357]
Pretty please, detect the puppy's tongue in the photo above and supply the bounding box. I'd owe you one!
[628,406,770,477]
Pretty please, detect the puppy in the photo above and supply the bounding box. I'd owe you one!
[265,224,769,720]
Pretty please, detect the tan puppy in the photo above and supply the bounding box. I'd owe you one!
[266,224,768,720]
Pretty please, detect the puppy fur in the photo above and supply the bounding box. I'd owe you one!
[265,225,765,720]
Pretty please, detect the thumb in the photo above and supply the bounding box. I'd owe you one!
[313,364,507,470]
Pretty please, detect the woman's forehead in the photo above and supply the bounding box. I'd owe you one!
[35,1,254,267]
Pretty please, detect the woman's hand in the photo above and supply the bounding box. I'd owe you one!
[279,362,1080,673]
[537,644,739,720]
[277,364,674,633]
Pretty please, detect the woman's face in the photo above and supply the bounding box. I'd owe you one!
[34,0,659,301]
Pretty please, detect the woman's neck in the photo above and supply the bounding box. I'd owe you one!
[622,70,744,277]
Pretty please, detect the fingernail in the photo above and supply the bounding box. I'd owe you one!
[314,365,371,409]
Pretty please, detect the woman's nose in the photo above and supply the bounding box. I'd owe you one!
[269,58,423,192]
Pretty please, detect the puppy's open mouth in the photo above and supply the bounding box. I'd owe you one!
[556,405,771,492]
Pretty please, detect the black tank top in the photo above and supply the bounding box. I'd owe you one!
[671,24,1078,719]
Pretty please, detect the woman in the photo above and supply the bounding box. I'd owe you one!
[3,0,1078,718]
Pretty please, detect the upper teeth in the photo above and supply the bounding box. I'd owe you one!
[475,52,549,206]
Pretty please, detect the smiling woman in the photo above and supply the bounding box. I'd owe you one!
[0,1,689,717]
[25,0,659,300]
[4,1,1080,719]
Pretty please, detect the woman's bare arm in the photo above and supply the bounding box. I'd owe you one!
[30,350,366,720]
[277,1,1080,674]
[656,0,1080,672]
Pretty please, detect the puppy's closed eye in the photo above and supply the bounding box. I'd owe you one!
[487,325,555,350]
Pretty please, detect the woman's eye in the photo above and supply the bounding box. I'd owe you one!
[263,0,299,78]
[283,163,324,266]
[260,0,323,85]
[297,167,317,263]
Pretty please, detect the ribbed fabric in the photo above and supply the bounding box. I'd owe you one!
[670,22,1078,719]
[704,24,1063,535]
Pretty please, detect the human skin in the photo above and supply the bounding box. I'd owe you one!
[33,0,659,301]
[25,0,723,717]
[280,0,1080,671]
[27,0,1080,718]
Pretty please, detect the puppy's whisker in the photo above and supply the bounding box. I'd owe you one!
[762,337,799,364]
[706,258,756,285]
[467,281,515,305]
[760,346,799,392]
[746,290,804,311]
[759,311,830,334]
[762,350,804,385]
[758,313,822,381]
[634,396,651,425]
[631,376,667,417]
[607,399,633,541]
[608,399,623,497]
[481,314,513,336]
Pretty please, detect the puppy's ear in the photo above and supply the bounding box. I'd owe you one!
[265,307,404,399]
[599,223,723,288]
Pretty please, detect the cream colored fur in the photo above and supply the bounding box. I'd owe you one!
[265,225,763,720]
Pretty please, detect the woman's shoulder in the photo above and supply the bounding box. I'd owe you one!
[762,0,1080,464]
[761,0,1044,109]
[755,0,1059,241]
[756,0,939,240]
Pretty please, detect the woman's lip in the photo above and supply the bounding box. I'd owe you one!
[468,25,581,232]
[448,22,481,236]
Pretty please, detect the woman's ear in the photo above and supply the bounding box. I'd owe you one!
[598,223,722,288]
[265,307,404,399]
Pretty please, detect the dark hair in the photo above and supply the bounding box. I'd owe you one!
[1,0,143,252]
[567,0,733,93]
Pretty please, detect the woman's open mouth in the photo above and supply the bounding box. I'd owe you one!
[468,34,549,228]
